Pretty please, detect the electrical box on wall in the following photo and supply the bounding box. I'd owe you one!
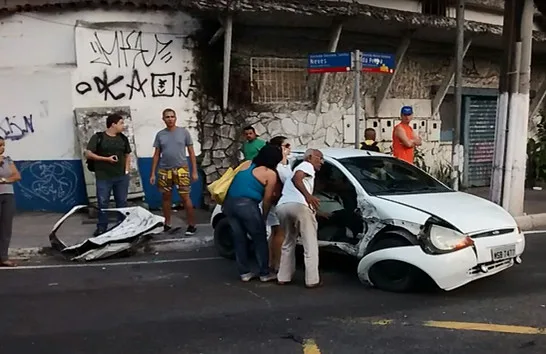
[411,119,426,133]
[365,118,381,140]
[380,119,394,141]
[343,114,357,144]
[427,120,441,142]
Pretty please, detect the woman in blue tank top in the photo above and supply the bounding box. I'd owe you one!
[224,144,283,282]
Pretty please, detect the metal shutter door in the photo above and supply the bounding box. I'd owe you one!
[464,96,497,187]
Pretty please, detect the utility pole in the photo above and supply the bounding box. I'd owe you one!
[490,0,532,217]
[452,0,465,190]
[490,0,516,204]
[507,0,534,216]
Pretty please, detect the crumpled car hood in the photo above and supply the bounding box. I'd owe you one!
[49,205,165,261]
[375,191,517,234]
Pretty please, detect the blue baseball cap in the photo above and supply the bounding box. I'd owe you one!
[401,106,413,116]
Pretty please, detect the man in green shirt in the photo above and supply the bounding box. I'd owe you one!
[242,125,266,161]
[85,114,132,236]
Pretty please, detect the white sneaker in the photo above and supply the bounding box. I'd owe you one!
[240,272,255,282]
[259,273,277,282]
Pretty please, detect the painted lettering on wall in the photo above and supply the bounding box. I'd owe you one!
[89,30,174,68]
[0,114,34,141]
[75,70,197,101]
[17,161,78,206]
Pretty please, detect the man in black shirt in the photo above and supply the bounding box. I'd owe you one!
[85,114,132,236]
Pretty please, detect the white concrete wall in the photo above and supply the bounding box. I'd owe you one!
[447,7,541,31]
[0,10,201,161]
[352,0,541,31]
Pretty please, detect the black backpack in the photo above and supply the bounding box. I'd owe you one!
[360,141,380,152]
[86,132,130,172]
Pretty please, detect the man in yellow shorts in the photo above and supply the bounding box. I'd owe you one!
[150,108,198,235]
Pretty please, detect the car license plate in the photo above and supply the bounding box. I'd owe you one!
[491,245,516,261]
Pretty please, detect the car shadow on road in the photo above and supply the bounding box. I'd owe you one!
[294,245,542,300]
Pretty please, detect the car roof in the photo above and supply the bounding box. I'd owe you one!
[291,147,390,160]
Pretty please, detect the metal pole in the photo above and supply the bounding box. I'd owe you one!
[452,0,464,190]
[354,49,362,149]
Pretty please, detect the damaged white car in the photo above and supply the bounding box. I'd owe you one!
[211,148,525,293]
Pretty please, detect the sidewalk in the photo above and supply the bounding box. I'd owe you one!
[8,188,546,259]
[464,187,546,216]
[9,207,214,259]
[464,187,546,230]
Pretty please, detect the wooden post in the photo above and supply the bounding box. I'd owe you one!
[209,27,225,46]
[314,20,343,112]
[222,14,233,110]
[431,38,472,117]
[529,80,546,119]
[375,32,412,114]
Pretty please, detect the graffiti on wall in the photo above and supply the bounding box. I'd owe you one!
[74,27,197,101]
[88,30,174,68]
[75,70,197,101]
[0,114,34,141]
[16,161,79,206]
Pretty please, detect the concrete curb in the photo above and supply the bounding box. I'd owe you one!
[145,236,214,253]
[8,247,46,259]
[8,235,215,260]
[515,213,546,231]
[8,214,546,259]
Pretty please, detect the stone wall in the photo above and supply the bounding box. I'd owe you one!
[199,104,351,183]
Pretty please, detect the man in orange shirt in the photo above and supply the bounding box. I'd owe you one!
[392,106,422,164]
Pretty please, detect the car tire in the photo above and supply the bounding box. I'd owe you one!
[367,235,420,293]
[214,218,236,260]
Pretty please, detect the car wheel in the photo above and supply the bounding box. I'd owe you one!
[214,218,235,260]
[367,236,419,293]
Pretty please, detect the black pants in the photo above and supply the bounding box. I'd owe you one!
[0,194,15,262]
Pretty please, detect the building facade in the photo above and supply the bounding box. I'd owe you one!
[199,0,546,191]
[0,4,204,211]
[1,0,545,211]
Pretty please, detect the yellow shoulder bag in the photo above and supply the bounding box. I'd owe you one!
[207,162,247,204]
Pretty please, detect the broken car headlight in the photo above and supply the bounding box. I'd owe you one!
[420,219,474,254]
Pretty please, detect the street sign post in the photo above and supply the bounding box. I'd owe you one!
[307,50,396,148]
[361,52,396,73]
[307,52,352,73]
[354,50,362,149]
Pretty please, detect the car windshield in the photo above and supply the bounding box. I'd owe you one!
[338,156,453,196]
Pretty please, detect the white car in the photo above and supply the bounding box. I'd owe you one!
[210,148,525,292]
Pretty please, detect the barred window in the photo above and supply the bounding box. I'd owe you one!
[421,0,448,16]
[250,57,317,104]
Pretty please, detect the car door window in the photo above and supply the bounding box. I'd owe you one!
[338,156,452,196]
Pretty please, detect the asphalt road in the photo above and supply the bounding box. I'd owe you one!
[1,231,546,354]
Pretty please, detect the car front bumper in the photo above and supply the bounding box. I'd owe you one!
[357,230,525,291]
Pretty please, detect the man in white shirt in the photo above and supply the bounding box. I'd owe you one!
[276,148,323,288]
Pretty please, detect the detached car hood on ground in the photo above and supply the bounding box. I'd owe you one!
[376,191,518,234]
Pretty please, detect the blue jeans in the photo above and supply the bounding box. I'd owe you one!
[96,175,130,231]
[223,197,270,277]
